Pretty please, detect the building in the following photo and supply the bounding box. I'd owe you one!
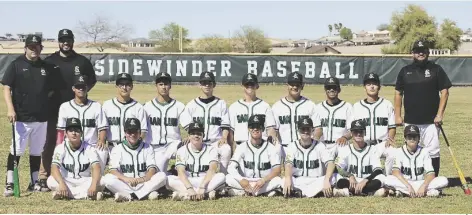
[288,45,341,54]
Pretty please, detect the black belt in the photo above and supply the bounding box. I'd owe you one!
[324,140,336,144]
[108,141,122,147]
[236,141,245,145]
[369,140,383,146]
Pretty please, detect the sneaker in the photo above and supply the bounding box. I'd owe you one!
[38,179,50,192]
[148,191,159,200]
[395,190,403,197]
[96,192,104,201]
[227,188,246,197]
[171,191,181,201]
[26,181,41,192]
[333,188,350,197]
[3,183,13,197]
[114,192,132,202]
[426,189,440,197]
[374,188,386,197]
[218,188,227,196]
[267,190,278,197]
[52,191,62,200]
[208,191,217,200]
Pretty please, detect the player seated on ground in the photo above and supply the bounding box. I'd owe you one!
[167,122,226,201]
[384,125,448,198]
[226,115,282,197]
[48,118,105,200]
[282,118,338,198]
[335,120,386,197]
[103,118,167,202]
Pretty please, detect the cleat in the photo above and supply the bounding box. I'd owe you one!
[114,192,131,202]
[172,191,181,201]
[148,191,159,200]
[426,189,440,197]
[95,192,104,200]
[3,183,13,197]
[208,190,217,200]
[374,188,386,197]
[227,188,246,197]
[333,188,350,197]
[395,190,403,197]
[38,179,50,192]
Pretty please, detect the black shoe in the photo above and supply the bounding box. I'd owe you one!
[27,181,37,192]
[38,179,50,192]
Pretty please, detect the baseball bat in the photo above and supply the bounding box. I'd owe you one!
[11,123,20,197]
[438,124,471,195]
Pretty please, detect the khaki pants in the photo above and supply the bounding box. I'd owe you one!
[39,117,58,180]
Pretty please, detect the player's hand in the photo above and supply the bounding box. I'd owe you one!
[252,178,266,194]
[96,141,107,151]
[336,136,349,146]
[434,115,443,126]
[417,184,427,197]
[122,177,136,186]
[196,188,205,201]
[239,179,252,193]
[7,109,16,123]
[218,137,227,146]
[395,116,404,126]
[283,177,293,197]
[355,179,368,195]
[187,188,197,200]
[348,176,357,191]
[87,184,97,199]
[323,179,333,197]
[385,138,395,148]
[57,183,69,199]
[407,185,417,198]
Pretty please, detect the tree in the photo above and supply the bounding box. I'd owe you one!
[338,23,343,30]
[436,19,463,52]
[377,23,389,31]
[340,27,353,40]
[328,25,333,36]
[5,33,12,39]
[233,25,272,53]
[149,22,191,52]
[76,14,133,52]
[334,23,339,33]
[193,34,233,53]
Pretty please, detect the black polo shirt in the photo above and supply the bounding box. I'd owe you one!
[395,61,452,124]
[1,55,60,122]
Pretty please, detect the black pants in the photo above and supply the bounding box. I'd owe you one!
[337,178,381,194]
[432,157,440,177]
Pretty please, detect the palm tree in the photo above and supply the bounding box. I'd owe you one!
[334,23,339,34]
[338,23,343,31]
[328,25,333,36]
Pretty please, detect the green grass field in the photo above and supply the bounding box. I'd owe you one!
[1,83,471,213]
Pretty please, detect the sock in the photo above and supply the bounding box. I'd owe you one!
[362,179,382,193]
[29,156,41,184]
[6,153,20,184]
[432,157,440,177]
[336,178,350,189]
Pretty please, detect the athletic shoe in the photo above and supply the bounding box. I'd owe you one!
[333,188,350,197]
[267,190,277,197]
[96,192,104,201]
[3,183,13,197]
[208,191,217,200]
[171,191,181,201]
[114,192,132,202]
[227,188,246,197]
[373,188,386,197]
[27,181,41,192]
[394,190,403,197]
[38,179,50,192]
[52,191,62,200]
[426,189,440,197]
[148,191,159,200]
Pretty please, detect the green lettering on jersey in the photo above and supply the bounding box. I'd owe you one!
[108,117,120,126]
[82,119,96,128]
[150,117,178,126]
[321,118,346,128]
[279,116,291,124]
[209,117,221,126]
[63,163,74,173]
[192,117,204,124]
[120,164,134,173]
[237,114,249,123]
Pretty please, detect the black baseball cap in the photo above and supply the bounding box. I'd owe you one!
[116,73,133,85]
[155,72,172,84]
[242,73,258,85]
[248,115,265,129]
[412,40,429,52]
[188,122,204,133]
[124,118,141,132]
[350,119,366,131]
[288,72,303,85]
[404,125,420,136]
[73,74,88,86]
[199,71,215,83]
[324,77,340,87]
[25,35,42,46]
[58,29,74,40]
[297,118,313,129]
[66,117,82,130]
[363,73,380,85]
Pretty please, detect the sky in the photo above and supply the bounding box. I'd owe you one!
[0,1,471,41]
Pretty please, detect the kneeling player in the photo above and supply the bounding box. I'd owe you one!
[385,125,448,197]
[48,118,104,200]
[103,118,167,202]
[335,120,386,197]
[167,122,226,201]
[226,115,282,197]
[282,118,337,198]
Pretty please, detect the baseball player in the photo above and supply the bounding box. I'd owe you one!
[228,73,279,146]
[144,72,185,174]
[384,125,448,197]
[312,77,353,156]
[226,115,282,197]
[167,122,226,201]
[180,71,231,173]
[282,118,338,198]
[102,73,147,146]
[335,120,386,197]
[102,118,167,202]
[272,72,316,149]
[47,118,105,200]
[352,73,396,175]
[56,74,108,173]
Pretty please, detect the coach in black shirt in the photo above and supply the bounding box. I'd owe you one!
[37,29,97,191]
[394,40,452,177]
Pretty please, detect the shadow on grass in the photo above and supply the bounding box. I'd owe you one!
[447,177,472,187]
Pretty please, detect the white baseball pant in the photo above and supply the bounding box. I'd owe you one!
[281,174,340,198]
[166,173,226,193]
[207,140,231,174]
[152,141,180,174]
[225,175,282,196]
[384,175,448,195]
[102,172,167,199]
[373,141,396,175]
[47,176,105,199]
[10,121,47,156]
[405,123,440,158]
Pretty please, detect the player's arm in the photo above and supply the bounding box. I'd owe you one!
[83,59,97,91]
[199,149,219,190]
[138,146,158,184]
[227,145,245,182]
[2,62,16,122]
[174,150,193,189]
[138,106,148,140]
[391,151,412,188]
[435,66,452,122]
[394,68,405,125]
[97,106,108,149]
[311,111,322,140]
[50,146,69,196]
[265,107,281,144]
[321,148,336,181]
[89,149,102,188]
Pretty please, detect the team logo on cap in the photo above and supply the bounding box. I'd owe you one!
[74,66,80,75]
[329,78,334,83]
[71,118,78,124]
[410,126,416,132]
[417,41,423,47]
[193,123,200,128]
[303,118,308,125]
[130,119,136,125]
[205,73,210,78]
[63,29,68,35]
[292,73,299,79]
[161,73,167,77]
[369,74,375,79]
[355,121,361,127]
[121,73,127,78]
[32,36,37,42]
[253,116,259,122]
[79,76,84,82]
[247,74,253,80]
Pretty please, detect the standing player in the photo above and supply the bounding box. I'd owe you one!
[226,115,282,197]
[2,34,60,195]
[352,73,396,175]
[167,122,226,201]
[385,125,448,197]
[312,77,353,156]
[144,72,185,174]
[103,118,167,202]
[272,72,316,149]
[180,71,231,173]
[56,75,108,173]
[335,120,386,197]
[282,118,338,198]
[47,118,104,200]
[102,73,147,146]
[228,73,279,146]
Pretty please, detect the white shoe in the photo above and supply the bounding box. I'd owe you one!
[114,192,131,202]
[3,184,13,197]
[171,191,181,201]
[267,190,277,197]
[52,191,61,200]
[208,191,217,200]
[182,193,191,201]
[227,188,246,197]
[96,192,103,201]
[395,190,403,197]
[374,188,386,197]
[333,188,350,197]
[148,191,159,200]
[426,189,440,197]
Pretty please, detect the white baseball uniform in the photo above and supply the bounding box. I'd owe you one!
[102,98,148,143]
[167,144,226,194]
[226,140,282,196]
[282,140,339,197]
[228,99,278,144]
[180,97,232,172]
[10,121,47,156]
[352,98,396,174]
[102,141,167,200]
[385,145,448,195]
[312,100,353,155]
[47,141,105,199]
[272,97,316,147]
[144,98,185,173]
[336,144,386,185]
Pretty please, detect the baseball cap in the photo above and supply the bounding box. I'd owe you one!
[412,40,429,52]
[188,122,204,133]
[288,72,303,85]
[297,118,313,129]
[404,125,420,136]
[124,118,141,132]
[248,115,265,129]
[363,73,380,85]
[155,72,172,84]
[242,73,258,85]
[73,74,88,86]
[65,117,82,130]
[199,71,215,83]
[350,119,366,131]
[25,35,42,46]
[324,77,340,87]
[116,73,133,85]
[58,29,74,40]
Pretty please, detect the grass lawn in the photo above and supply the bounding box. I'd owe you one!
[0,83,471,214]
